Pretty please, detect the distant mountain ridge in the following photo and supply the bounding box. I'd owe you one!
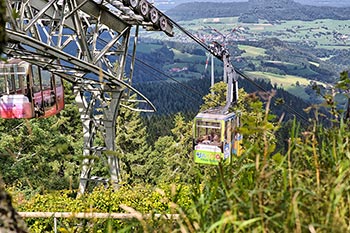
[166,0,350,21]
[295,0,350,7]
[155,0,350,11]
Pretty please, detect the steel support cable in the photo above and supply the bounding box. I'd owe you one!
[166,18,223,60]
[94,16,308,122]
[131,55,209,99]
[130,54,224,106]
[167,18,309,123]
[93,38,211,106]
[132,59,204,106]
[93,36,207,100]
[235,69,309,123]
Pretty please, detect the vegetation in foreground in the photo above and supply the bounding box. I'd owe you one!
[2,72,350,232]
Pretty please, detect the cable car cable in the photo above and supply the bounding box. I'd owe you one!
[167,19,216,58]
[93,37,209,106]
[235,69,309,123]
[97,25,309,122]
[133,46,307,122]
[132,60,204,106]
[95,37,209,103]
[132,55,205,98]
[168,18,310,123]
[131,54,222,106]
[132,61,202,106]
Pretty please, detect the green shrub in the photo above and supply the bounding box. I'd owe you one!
[10,184,193,232]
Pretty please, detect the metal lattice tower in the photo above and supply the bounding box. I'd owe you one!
[3,0,173,194]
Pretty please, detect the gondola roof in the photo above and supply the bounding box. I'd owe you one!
[195,111,237,121]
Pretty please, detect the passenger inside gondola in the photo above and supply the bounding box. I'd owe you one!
[197,131,221,145]
[212,134,220,143]
[201,135,211,144]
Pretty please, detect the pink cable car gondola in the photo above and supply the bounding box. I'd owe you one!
[0,59,64,119]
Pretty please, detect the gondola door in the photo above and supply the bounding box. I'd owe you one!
[31,64,45,117]
[232,117,242,156]
[31,67,64,117]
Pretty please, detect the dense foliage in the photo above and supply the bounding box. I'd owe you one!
[5,76,350,232]
[0,82,83,193]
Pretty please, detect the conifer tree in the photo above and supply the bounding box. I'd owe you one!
[115,95,152,184]
[147,136,175,183]
[200,81,228,111]
[148,113,198,184]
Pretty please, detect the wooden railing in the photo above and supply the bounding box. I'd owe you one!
[18,212,179,232]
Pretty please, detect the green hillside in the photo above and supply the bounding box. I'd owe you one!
[167,0,350,22]
[246,71,325,101]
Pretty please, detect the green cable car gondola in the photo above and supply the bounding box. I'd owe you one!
[193,111,242,165]
[193,42,242,165]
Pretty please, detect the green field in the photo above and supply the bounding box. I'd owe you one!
[154,17,350,50]
[247,71,311,86]
[238,45,266,57]
[236,17,350,49]
[136,43,163,52]
[245,71,327,100]
[172,49,206,63]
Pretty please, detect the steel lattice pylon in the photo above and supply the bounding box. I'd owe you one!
[3,0,173,194]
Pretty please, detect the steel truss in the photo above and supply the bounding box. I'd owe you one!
[4,0,172,194]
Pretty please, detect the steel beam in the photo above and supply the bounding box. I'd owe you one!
[3,0,166,194]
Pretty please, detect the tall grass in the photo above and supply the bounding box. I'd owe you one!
[11,85,350,232]
[131,91,350,232]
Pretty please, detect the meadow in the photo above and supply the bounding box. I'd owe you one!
[177,17,350,49]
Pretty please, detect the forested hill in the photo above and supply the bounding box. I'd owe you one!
[166,0,350,21]
[135,76,310,120]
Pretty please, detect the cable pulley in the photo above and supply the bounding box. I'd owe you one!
[150,8,159,24]
[137,0,149,17]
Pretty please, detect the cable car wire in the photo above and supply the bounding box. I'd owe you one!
[95,37,207,103]
[235,69,309,123]
[94,37,210,107]
[132,40,308,123]
[168,19,215,58]
[96,21,310,122]
[167,17,310,123]
[132,59,204,106]
[132,55,207,99]
[131,55,222,106]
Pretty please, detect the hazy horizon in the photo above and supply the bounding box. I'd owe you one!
[154,0,350,10]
